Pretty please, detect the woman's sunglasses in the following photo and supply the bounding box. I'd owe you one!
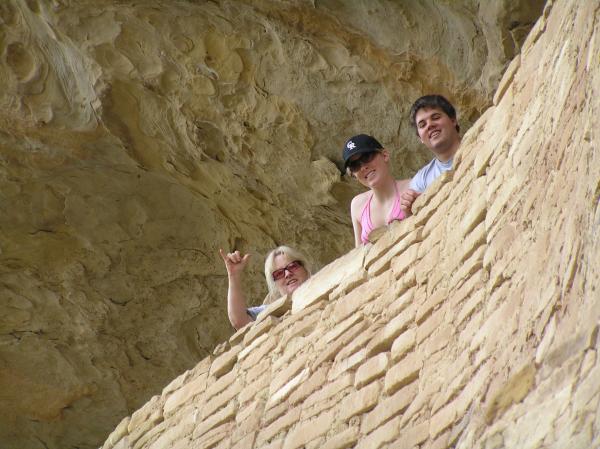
[347,151,379,173]
[272,260,303,281]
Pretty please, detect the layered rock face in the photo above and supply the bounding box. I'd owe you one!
[0,1,545,448]
[100,0,600,448]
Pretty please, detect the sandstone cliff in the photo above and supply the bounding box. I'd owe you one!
[100,0,600,448]
[0,1,545,448]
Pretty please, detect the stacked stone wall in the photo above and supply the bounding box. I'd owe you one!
[101,0,600,448]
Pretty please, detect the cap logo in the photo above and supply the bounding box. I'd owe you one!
[346,141,356,150]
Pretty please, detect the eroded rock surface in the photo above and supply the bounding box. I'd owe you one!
[0,0,544,447]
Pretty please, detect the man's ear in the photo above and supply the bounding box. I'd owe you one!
[381,149,391,162]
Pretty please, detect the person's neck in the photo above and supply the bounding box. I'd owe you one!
[435,138,461,163]
[371,175,398,201]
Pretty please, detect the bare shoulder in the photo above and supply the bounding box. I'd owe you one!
[350,191,370,216]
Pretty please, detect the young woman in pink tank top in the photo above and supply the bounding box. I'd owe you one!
[342,134,411,247]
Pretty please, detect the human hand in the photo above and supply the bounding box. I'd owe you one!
[219,249,251,277]
[400,189,420,217]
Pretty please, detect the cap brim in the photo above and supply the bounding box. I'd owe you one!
[343,147,379,169]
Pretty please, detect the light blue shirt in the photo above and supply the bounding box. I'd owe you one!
[247,305,267,320]
[409,158,453,193]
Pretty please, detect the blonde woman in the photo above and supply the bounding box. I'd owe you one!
[343,134,411,246]
[219,246,311,329]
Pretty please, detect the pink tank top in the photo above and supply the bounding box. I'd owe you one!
[360,183,406,244]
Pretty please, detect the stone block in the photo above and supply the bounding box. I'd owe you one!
[240,334,277,371]
[355,353,389,388]
[423,324,453,358]
[359,415,401,449]
[323,312,364,344]
[267,368,310,409]
[390,244,420,279]
[128,396,164,445]
[329,268,369,301]
[450,269,485,310]
[386,286,416,318]
[162,369,193,398]
[238,370,269,405]
[417,309,446,344]
[204,368,239,403]
[415,242,440,285]
[412,170,453,218]
[302,394,339,421]
[493,54,521,106]
[292,246,367,313]
[233,400,264,443]
[282,410,335,449]
[229,324,251,347]
[361,382,418,434]
[459,177,487,237]
[337,381,381,422]
[259,439,284,449]
[303,372,354,409]
[231,432,256,449]
[262,402,289,427]
[364,219,418,269]
[429,401,456,439]
[384,352,422,394]
[244,316,279,346]
[256,295,293,322]
[289,364,329,406]
[148,418,195,449]
[164,372,209,417]
[457,221,486,265]
[368,228,423,276]
[402,422,430,448]
[321,426,358,449]
[210,345,242,378]
[193,403,237,440]
[190,421,234,449]
[132,417,170,449]
[245,357,270,385]
[329,348,367,381]
[365,277,412,317]
[420,193,452,240]
[366,305,415,357]
[311,336,349,372]
[270,353,309,395]
[457,288,486,326]
[277,305,323,352]
[332,270,393,323]
[256,406,302,447]
[330,321,381,363]
[390,328,416,362]
[416,288,447,324]
[201,381,243,419]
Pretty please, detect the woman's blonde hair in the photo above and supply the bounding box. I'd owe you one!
[264,245,311,296]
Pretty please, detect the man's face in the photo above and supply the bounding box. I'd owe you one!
[415,106,459,155]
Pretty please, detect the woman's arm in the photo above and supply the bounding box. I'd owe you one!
[219,249,253,330]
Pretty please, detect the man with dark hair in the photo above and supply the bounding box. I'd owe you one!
[400,94,461,215]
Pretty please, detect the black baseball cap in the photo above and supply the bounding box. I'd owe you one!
[342,134,383,168]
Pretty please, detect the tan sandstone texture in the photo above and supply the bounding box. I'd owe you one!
[0,0,546,448]
[100,0,600,448]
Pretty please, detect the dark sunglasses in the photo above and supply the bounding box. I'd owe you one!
[272,260,303,281]
[347,151,379,173]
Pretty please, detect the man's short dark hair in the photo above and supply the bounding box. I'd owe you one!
[409,94,459,134]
